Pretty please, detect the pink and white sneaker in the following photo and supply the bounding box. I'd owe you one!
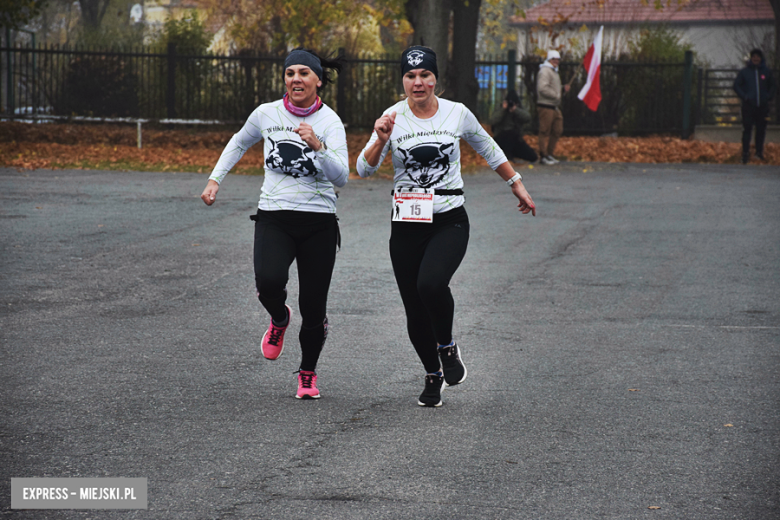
[296,370,320,399]
[261,305,292,360]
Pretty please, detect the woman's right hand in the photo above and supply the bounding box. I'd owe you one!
[201,179,219,206]
[374,111,396,143]
[363,111,396,168]
[511,182,536,216]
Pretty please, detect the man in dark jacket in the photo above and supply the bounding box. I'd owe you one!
[733,49,776,163]
[489,90,538,164]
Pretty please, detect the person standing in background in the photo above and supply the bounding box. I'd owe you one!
[536,50,570,165]
[733,49,776,163]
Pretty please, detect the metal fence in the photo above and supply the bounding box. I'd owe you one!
[0,44,741,136]
[696,68,778,127]
[516,59,695,136]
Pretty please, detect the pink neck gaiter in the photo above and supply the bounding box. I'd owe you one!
[283,93,322,117]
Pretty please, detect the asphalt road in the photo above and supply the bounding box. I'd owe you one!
[1,162,779,520]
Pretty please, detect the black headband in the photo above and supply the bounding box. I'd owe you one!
[401,46,438,79]
[285,50,323,79]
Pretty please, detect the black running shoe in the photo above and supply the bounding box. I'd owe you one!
[439,343,467,386]
[417,372,444,407]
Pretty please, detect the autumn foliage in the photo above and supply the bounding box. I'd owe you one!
[0,122,776,173]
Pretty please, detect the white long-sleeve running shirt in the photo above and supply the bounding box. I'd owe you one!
[209,99,349,214]
[356,97,508,213]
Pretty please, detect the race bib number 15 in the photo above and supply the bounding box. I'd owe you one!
[392,189,434,223]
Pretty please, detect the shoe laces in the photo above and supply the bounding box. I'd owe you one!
[425,372,442,385]
[298,370,316,389]
[440,345,457,361]
[267,324,284,346]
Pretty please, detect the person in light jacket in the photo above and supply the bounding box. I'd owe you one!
[536,50,570,165]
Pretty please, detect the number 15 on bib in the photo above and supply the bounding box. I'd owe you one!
[392,189,434,223]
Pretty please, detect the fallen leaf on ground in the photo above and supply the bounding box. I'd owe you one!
[2,123,777,174]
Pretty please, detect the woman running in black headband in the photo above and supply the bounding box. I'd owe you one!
[201,48,348,400]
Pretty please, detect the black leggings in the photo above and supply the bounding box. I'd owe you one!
[389,206,470,373]
[252,210,338,371]
[494,129,539,163]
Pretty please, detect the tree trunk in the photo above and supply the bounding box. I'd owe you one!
[772,0,780,67]
[449,0,481,114]
[768,0,780,66]
[405,0,451,91]
[78,0,111,29]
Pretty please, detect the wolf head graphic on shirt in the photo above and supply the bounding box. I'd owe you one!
[265,138,317,178]
[399,142,454,188]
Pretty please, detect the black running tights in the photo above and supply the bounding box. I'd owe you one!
[252,210,338,371]
[389,206,470,374]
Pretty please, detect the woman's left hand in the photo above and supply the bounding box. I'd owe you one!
[294,123,322,151]
[511,182,536,216]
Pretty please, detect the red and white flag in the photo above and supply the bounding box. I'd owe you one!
[578,26,603,112]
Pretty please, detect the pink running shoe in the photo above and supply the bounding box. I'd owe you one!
[296,370,320,399]
[261,305,292,360]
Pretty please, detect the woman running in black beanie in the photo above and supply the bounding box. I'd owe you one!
[357,45,536,407]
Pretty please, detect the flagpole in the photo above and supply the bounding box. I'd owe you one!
[567,25,600,89]
[566,63,583,89]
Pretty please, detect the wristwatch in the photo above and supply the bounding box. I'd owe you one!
[506,172,522,185]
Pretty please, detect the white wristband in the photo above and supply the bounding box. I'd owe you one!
[506,172,522,186]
